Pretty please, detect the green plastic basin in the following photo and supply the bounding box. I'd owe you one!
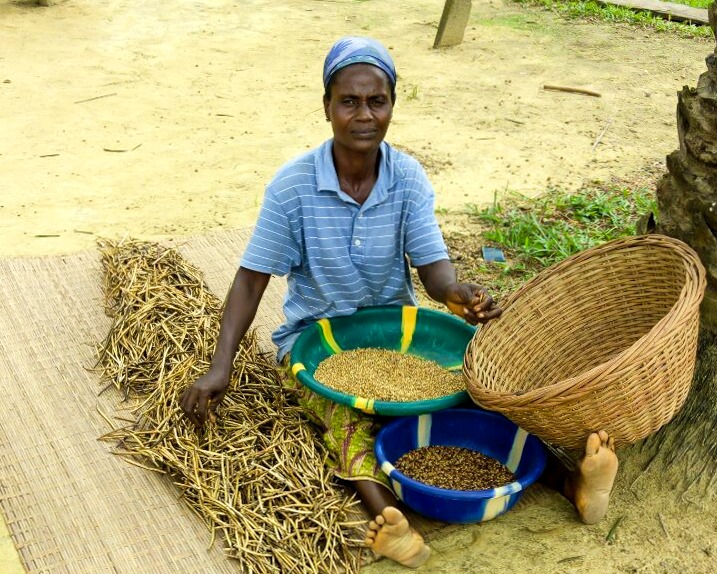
[289,305,476,416]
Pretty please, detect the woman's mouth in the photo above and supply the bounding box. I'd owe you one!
[352,129,378,138]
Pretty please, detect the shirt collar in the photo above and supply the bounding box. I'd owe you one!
[316,139,398,208]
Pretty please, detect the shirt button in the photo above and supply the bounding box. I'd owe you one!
[354,239,361,246]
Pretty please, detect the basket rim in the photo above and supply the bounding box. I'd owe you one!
[464,234,707,408]
[498,234,705,311]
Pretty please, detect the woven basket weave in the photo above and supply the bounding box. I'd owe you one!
[463,235,706,451]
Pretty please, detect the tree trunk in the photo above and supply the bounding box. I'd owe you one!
[640,4,717,496]
[655,3,717,334]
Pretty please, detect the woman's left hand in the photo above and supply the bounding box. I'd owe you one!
[445,283,502,325]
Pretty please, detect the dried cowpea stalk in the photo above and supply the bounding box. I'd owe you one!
[95,238,364,574]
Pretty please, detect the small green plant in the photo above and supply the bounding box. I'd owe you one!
[511,0,713,38]
[473,183,657,273]
[649,0,711,7]
[406,84,419,101]
[427,183,657,304]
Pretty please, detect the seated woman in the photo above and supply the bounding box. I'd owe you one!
[180,36,618,568]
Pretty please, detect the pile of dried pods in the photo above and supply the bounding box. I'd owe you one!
[95,238,363,574]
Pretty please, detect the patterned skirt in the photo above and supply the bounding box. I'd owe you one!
[281,357,391,489]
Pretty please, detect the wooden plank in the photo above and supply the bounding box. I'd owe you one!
[433,0,473,48]
[597,0,709,25]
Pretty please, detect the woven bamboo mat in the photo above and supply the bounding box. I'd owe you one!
[0,228,294,573]
[0,227,548,573]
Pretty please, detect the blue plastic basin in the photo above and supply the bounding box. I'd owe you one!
[375,407,547,524]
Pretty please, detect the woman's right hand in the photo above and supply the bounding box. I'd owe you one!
[180,368,230,429]
[179,267,270,430]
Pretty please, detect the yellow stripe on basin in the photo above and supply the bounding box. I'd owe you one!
[317,318,342,354]
[353,397,375,414]
[400,306,418,353]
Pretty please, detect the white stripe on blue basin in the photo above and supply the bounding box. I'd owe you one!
[381,461,396,477]
[382,461,405,500]
[482,495,510,521]
[492,481,522,497]
[417,414,432,448]
[505,427,528,473]
[391,478,403,501]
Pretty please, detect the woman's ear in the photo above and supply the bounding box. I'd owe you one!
[323,95,330,122]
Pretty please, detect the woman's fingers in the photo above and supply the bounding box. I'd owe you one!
[195,395,210,428]
[477,307,502,321]
[471,291,502,322]
[180,386,205,428]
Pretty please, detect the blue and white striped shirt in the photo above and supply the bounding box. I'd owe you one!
[241,139,449,360]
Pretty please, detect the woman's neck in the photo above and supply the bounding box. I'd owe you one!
[332,145,380,205]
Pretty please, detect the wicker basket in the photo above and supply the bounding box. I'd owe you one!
[463,235,706,451]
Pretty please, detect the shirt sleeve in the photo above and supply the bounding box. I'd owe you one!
[240,188,302,276]
[404,166,449,267]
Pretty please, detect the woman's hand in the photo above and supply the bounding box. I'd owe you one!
[445,283,502,325]
[179,267,271,430]
[416,261,502,325]
[180,368,230,429]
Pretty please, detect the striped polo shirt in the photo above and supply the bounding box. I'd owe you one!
[240,138,449,360]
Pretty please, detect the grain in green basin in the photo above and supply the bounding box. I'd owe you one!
[313,348,463,402]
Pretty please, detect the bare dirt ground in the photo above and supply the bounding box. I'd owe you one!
[1,0,712,258]
[2,0,716,573]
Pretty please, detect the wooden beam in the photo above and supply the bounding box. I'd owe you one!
[433,0,473,48]
[597,0,709,25]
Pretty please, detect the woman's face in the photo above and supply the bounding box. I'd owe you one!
[323,64,394,156]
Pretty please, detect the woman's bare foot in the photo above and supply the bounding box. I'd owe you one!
[364,506,431,568]
[568,430,619,525]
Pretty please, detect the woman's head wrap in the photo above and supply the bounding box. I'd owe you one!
[322,37,397,91]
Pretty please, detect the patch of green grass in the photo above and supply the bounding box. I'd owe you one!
[406,84,419,101]
[511,0,713,38]
[431,182,657,302]
[477,13,546,30]
[670,0,712,7]
[468,183,657,280]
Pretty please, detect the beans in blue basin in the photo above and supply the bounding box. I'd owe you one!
[395,445,516,491]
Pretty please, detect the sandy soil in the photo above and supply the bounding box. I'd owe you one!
[2,1,716,573]
[2,0,712,259]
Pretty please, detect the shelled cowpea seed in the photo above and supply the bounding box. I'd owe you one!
[395,445,516,491]
[314,348,463,401]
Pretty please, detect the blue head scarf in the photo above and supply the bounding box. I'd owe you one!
[322,36,397,92]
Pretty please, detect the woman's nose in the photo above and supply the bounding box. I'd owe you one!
[355,102,372,119]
